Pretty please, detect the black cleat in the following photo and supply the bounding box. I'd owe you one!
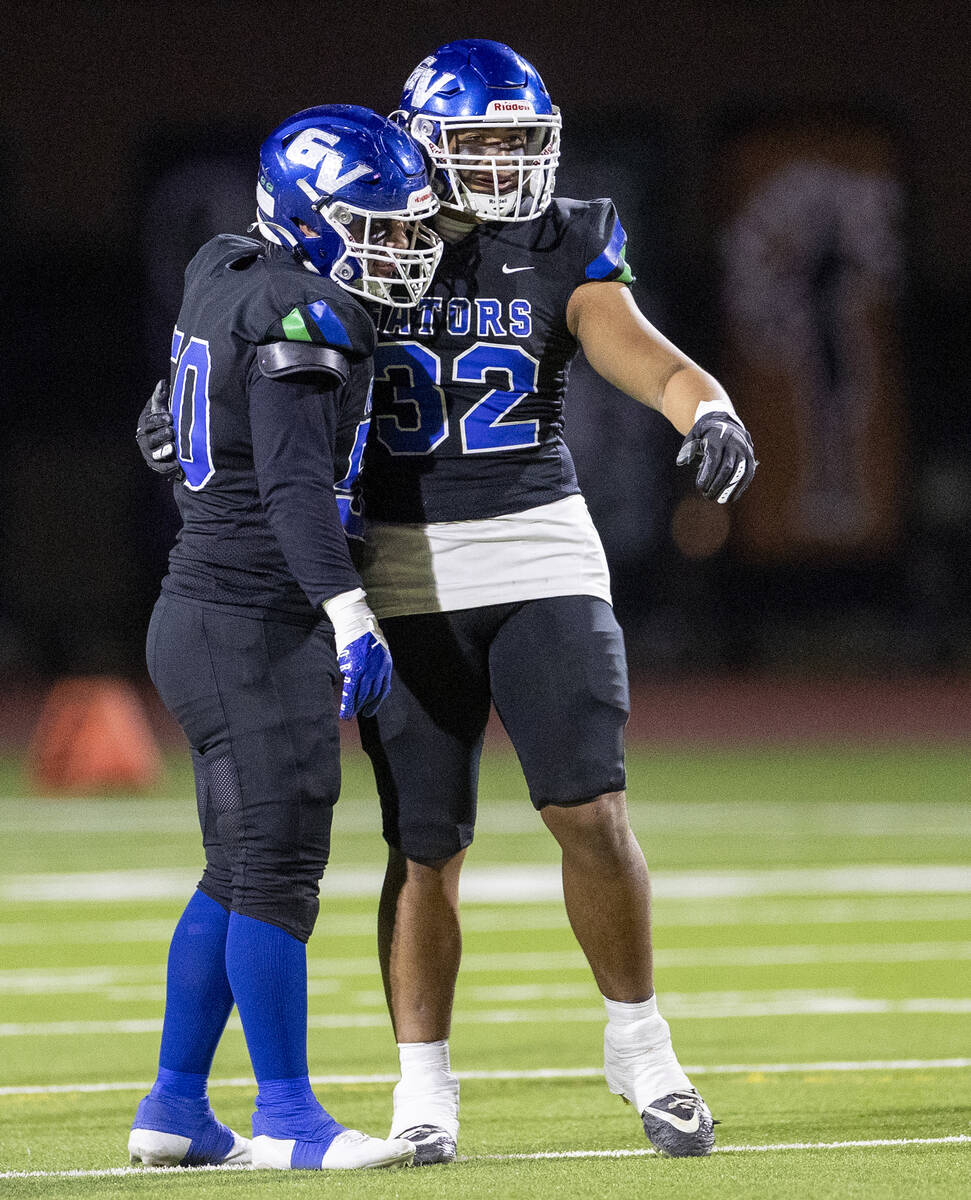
[640,1089,716,1157]
[394,1124,457,1165]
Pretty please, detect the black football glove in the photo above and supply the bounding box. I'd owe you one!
[676,411,757,503]
[136,380,183,479]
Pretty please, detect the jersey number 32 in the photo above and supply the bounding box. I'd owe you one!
[373,341,540,456]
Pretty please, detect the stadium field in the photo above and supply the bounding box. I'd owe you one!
[1,744,969,1198]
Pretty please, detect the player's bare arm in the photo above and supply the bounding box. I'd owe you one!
[566,280,757,502]
[565,280,721,432]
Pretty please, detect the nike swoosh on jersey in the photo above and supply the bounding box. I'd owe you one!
[501,264,535,273]
[641,1106,701,1134]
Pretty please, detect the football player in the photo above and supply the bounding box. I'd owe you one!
[354,40,755,1162]
[128,104,441,1172]
[137,43,756,1164]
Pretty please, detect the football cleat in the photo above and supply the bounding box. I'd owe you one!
[639,1089,716,1157]
[389,1071,459,1162]
[251,1129,415,1170]
[394,1123,458,1166]
[129,1095,251,1167]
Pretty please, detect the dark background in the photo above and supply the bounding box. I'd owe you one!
[2,0,969,695]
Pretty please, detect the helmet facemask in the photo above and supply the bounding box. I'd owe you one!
[408,108,561,222]
[319,194,443,308]
[257,178,441,309]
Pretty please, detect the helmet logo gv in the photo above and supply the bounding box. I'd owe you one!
[285,127,372,194]
[407,67,457,108]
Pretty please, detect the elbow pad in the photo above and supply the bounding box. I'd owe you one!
[258,342,350,387]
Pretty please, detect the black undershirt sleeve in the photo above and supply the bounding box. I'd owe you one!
[248,365,362,609]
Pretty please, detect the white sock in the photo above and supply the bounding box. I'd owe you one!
[390,1040,459,1139]
[398,1038,452,1079]
[603,995,659,1025]
[603,995,692,1110]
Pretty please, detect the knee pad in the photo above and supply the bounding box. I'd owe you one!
[232,874,323,944]
[193,747,331,942]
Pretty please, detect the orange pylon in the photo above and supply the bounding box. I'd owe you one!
[28,676,163,793]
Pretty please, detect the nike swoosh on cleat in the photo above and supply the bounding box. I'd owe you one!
[642,1107,701,1134]
[501,264,535,273]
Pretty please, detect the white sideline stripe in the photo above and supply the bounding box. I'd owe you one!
[1,1136,969,1177]
[3,863,969,902]
[477,1136,971,1160]
[2,1058,969,1097]
[4,940,970,994]
[4,997,971,1037]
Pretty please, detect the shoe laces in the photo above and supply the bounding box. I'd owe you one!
[398,1124,451,1143]
[662,1090,719,1125]
[335,1130,369,1145]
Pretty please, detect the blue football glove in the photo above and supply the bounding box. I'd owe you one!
[136,380,183,480]
[323,589,393,719]
[676,410,757,503]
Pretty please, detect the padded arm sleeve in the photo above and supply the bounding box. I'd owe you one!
[249,366,362,608]
[257,341,350,386]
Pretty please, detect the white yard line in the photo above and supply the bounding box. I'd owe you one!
[1,1135,969,1178]
[3,863,969,902]
[2,1057,969,1097]
[4,796,970,837]
[5,895,971,945]
[3,994,971,1037]
[475,1135,971,1160]
[3,940,969,994]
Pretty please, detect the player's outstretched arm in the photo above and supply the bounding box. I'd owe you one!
[566,281,756,503]
[135,381,183,479]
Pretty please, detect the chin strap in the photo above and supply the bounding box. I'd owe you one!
[433,208,482,243]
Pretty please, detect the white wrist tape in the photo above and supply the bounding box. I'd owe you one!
[692,397,739,424]
[322,588,380,654]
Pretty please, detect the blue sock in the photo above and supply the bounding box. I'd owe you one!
[133,1073,237,1164]
[225,912,344,1149]
[252,1078,345,1150]
[133,891,237,1159]
[156,890,234,1080]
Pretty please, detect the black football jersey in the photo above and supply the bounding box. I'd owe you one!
[162,235,376,617]
[361,198,633,523]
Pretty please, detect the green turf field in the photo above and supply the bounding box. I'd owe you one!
[1,744,969,1197]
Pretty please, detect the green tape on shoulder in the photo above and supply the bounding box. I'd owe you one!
[281,306,312,342]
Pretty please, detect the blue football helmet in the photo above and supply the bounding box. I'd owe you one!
[394,39,561,222]
[256,105,442,307]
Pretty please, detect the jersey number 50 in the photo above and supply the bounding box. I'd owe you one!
[373,341,541,456]
[170,329,215,489]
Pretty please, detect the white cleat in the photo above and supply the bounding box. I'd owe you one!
[128,1127,251,1167]
[252,1129,415,1170]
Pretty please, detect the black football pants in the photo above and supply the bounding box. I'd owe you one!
[147,592,341,942]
